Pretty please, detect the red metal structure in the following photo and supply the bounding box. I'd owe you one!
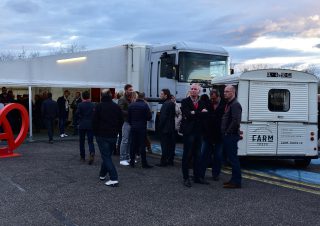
[0,103,29,158]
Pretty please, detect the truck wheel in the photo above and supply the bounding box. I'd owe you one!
[294,159,311,168]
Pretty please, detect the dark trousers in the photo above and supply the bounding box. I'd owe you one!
[79,129,95,158]
[59,115,67,134]
[199,140,223,178]
[160,132,175,164]
[223,134,241,185]
[96,137,118,181]
[44,118,54,141]
[182,133,202,180]
[130,128,148,166]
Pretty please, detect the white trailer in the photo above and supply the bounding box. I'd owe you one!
[212,69,319,167]
[0,42,230,134]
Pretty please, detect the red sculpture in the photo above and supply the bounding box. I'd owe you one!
[0,103,29,158]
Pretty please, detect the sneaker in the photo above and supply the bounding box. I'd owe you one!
[63,133,68,137]
[60,134,65,138]
[105,180,119,187]
[120,160,130,166]
[99,176,106,181]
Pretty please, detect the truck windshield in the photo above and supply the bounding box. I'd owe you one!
[178,52,228,82]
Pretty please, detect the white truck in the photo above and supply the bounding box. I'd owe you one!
[0,42,230,132]
[212,69,319,167]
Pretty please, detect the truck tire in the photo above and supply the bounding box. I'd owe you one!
[294,159,311,168]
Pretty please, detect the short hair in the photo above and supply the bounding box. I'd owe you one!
[47,92,53,98]
[137,92,145,99]
[82,91,90,100]
[101,89,112,98]
[124,84,132,91]
[210,89,220,97]
[161,88,171,97]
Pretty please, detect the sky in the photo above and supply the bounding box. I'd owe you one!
[1,0,320,68]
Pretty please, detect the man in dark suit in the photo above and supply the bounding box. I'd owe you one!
[199,89,225,181]
[41,92,58,143]
[128,92,152,168]
[76,91,95,165]
[57,90,70,138]
[180,83,208,187]
[157,89,176,167]
[71,91,82,135]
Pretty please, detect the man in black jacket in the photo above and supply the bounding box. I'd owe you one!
[76,91,95,165]
[221,85,242,189]
[57,90,70,138]
[128,92,152,168]
[157,89,176,167]
[199,89,225,181]
[180,83,208,187]
[41,92,58,143]
[92,89,123,187]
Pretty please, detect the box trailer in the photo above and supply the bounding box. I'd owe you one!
[0,42,230,133]
[212,69,319,167]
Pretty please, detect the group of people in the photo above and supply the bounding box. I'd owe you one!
[179,83,242,189]
[76,83,242,189]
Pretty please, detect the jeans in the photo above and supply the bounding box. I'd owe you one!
[96,137,118,181]
[120,122,131,161]
[79,129,95,158]
[182,133,202,180]
[59,115,67,135]
[199,140,223,178]
[130,128,148,166]
[44,118,54,141]
[223,134,241,185]
[160,132,175,164]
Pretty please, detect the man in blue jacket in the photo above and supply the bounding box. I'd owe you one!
[76,91,95,165]
[128,92,152,168]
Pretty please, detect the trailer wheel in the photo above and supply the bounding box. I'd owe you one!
[294,159,311,168]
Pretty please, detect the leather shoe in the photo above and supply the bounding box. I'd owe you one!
[183,179,192,187]
[223,182,241,189]
[194,178,210,185]
[142,164,153,169]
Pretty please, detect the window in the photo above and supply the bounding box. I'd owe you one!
[178,52,228,82]
[268,89,290,112]
[160,53,176,79]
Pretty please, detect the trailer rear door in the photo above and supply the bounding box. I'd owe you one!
[249,82,308,122]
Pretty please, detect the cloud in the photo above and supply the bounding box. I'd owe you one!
[5,0,39,14]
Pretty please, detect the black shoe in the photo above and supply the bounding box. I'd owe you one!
[142,164,153,169]
[155,163,167,167]
[194,178,210,185]
[167,161,174,166]
[183,178,192,187]
[129,162,135,168]
[49,140,54,144]
[80,157,85,163]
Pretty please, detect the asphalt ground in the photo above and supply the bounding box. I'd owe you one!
[1,139,320,226]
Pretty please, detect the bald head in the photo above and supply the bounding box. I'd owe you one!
[224,85,236,102]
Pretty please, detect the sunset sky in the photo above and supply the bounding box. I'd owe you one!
[1,0,320,68]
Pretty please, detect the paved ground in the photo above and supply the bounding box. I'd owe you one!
[1,139,320,226]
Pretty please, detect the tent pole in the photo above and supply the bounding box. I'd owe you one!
[28,86,33,142]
